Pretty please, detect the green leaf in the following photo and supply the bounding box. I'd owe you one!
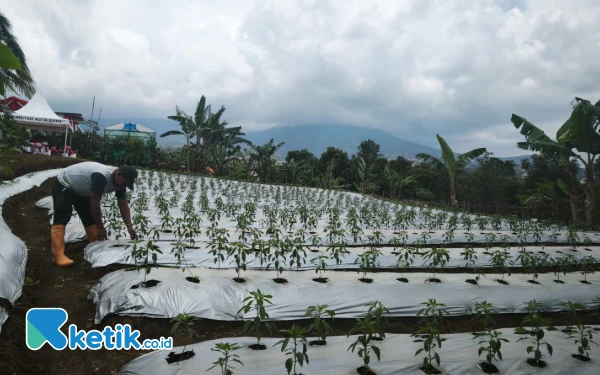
[435,135,456,173]
[556,178,569,197]
[560,101,600,155]
[372,345,381,361]
[0,43,22,69]
[546,343,553,356]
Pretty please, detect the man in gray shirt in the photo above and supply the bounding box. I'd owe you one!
[51,162,138,267]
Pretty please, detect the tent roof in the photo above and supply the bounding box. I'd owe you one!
[10,91,70,132]
[105,121,155,133]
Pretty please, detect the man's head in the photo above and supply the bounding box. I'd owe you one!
[114,165,139,191]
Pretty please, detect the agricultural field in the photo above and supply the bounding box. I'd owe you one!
[2,168,600,375]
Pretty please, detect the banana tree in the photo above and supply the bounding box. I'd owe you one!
[384,166,417,199]
[513,98,600,225]
[248,138,285,183]
[511,114,580,224]
[417,135,486,207]
[282,159,309,184]
[162,106,196,171]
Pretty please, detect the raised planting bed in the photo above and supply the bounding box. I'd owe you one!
[120,328,600,375]
[89,267,599,323]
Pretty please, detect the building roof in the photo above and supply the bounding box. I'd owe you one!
[105,121,155,133]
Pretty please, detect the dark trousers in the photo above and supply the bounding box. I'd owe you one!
[52,180,95,227]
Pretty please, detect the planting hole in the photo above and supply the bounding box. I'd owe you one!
[110,244,123,248]
[420,364,442,375]
[185,246,200,249]
[572,354,591,362]
[142,280,160,288]
[310,249,319,253]
[397,277,408,283]
[427,278,441,283]
[165,350,195,364]
[527,280,539,284]
[526,359,547,368]
[357,366,377,375]
[248,344,266,350]
[309,340,326,346]
[233,277,246,283]
[477,362,499,374]
[162,230,173,233]
[186,277,200,284]
[553,280,564,284]
[584,248,592,252]
[309,231,316,234]
[496,279,509,285]
[272,278,288,284]
[312,277,328,283]
[465,279,478,285]
[580,280,591,284]
[359,278,373,283]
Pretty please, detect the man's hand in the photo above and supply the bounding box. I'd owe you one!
[127,224,138,239]
[97,226,107,241]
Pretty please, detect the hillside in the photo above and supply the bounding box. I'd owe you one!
[244,124,441,159]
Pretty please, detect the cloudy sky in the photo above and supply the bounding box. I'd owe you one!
[4,0,600,156]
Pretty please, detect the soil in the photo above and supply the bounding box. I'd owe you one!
[465,279,478,285]
[233,277,246,283]
[309,339,326,346]
[1,170,600,374]
[496,279,509,285]
[478,362,499,374]
[0,153,84,182]
[572,354,591,361]
[427,278,441,283]
[357,366,376,375]
[359,277,373,283]
[580,280,592,284]
[397,277,408,283]
[420,364,442,374]
[273,278,288,284]
[526,358,547,367]
[186,276,200,284]
[312,277,329,283]
[527,280,540,284]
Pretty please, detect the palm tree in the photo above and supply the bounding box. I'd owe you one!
[248,138,285,183]
[0,12,34,98]
[511,114,580,224]
[513,97,600,225]
[417,135,486,207]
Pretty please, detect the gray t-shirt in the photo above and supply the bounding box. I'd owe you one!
[57,162,126,199]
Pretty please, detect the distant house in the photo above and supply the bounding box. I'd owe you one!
[0,96,28,111]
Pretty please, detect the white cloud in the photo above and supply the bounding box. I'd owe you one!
[2,0,599,155]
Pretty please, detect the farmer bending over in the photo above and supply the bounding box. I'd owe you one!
[51,162,138,267]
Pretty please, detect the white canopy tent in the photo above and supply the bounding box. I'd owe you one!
[1,90,72,150]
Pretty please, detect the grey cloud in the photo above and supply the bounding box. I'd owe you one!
[2,0,600,155]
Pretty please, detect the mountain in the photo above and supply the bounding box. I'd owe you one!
[244,124,441,159]
[498,155,531,165]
